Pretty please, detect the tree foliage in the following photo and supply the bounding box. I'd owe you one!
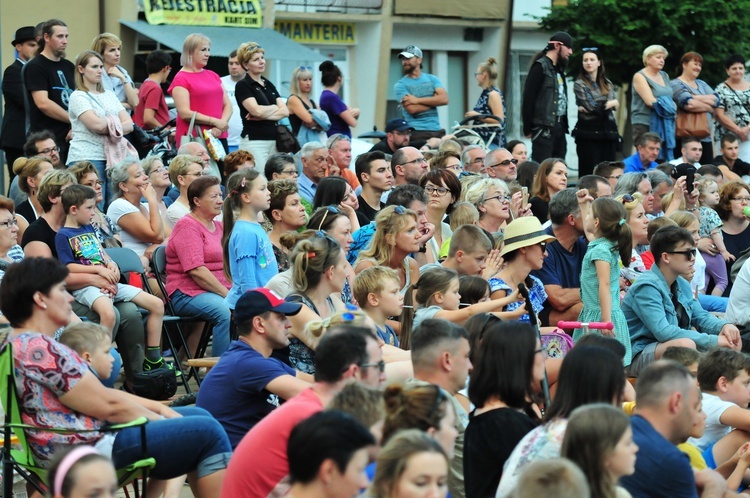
[538,0,750,88]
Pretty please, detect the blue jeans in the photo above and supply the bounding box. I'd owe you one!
[112,407,232,479]
[698,293,728,313]
[171,289,231,357]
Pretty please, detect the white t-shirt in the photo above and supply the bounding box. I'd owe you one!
[106,198,152,257]
[727,258,750,326]
[688,392,735,451]
[166,201,190,229]
[221,75,243,147]
[692,249,706,293]
[67,90,125,162]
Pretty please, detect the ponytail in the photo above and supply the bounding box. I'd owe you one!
[591,197,633,267]
[400,283,417,350]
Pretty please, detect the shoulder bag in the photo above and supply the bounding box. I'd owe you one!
[675,81,710,139]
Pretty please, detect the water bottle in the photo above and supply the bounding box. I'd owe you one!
[744,206,750,219]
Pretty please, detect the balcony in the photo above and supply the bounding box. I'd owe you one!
[274,0,382,14]
[393,0,506,19]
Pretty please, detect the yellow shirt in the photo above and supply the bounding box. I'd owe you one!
[678,442,708,470]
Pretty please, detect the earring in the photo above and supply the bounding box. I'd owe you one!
[40,303,48,310]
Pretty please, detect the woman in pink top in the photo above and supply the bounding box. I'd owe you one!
[169,34,232,168]
[165,176,232,356]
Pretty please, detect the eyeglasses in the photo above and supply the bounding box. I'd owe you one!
[359,360,386,373]
[473,72,482,77]
[445,164,463,172]
[484,194,512,203]
[399,157,428,167]
[538,242,547,249]
[668,248,697,261]
[298,65,313,71]
[38,146,60,155]
[0,219,18,228]
[582,47,599,52]
[425,185,450,196]
[281,168,298,176]
[317,205,340,231]
[731,197,750,203]
[185,170,205,177]
[486,158,519,169]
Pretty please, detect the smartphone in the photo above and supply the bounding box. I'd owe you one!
[686,167,696,194]
[522,187,529,207]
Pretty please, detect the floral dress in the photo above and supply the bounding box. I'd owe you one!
[715,82,750,142]
[488,274,546,322]
[473,86,506,148]
[574,238,631,366]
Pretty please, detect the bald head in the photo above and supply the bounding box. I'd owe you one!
[178,142,210,168]
[484,148,517,181]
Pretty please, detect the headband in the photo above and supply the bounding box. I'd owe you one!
[54,446,100,496]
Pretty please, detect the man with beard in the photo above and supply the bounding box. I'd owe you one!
[522,31,573,163]
[370,118,414,154]
[395,45,449,149]
[23,19,75,164]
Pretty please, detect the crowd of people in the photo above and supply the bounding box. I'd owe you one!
[5,17,750,498]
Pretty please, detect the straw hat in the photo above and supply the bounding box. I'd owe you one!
[500,217,556,257]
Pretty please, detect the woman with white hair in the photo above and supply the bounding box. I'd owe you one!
[631,45,672,147]
[464,177,512,235]
[168,33,232,165]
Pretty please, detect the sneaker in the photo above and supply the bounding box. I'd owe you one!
[144,357,182,378]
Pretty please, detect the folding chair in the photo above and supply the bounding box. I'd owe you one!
[151,246,213,383]
[0,341,154,497]
[104,247,193,392]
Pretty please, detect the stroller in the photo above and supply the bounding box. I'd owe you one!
[451,114,503,148]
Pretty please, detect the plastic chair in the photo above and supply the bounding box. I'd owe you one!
[0,340,154,497]
[104,247,194,392]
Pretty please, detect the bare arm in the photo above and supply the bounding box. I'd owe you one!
[77,109,109,134]
[186,266,229,297]
[684,99,715,113]
[241,96,287,121]
[59,371,163,423]
[264,375,311,401]
[142,108,163,129]
[718,164,742,182]
[632,73,657,108]
[31,90,71,122]
[433,288,523,325]
[171,86,214,128]
[543,285,582,311]
[119,109,134,135]
[287,95,316,127]
[116,207,164,244]
[402,87,449,114]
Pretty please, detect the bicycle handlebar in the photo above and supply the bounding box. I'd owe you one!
[557,321,614,330]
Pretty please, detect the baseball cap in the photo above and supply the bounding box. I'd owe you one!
[234,288,302,324]
[549,32,574,49]
[399,45,423,59]
[386,118,415,133]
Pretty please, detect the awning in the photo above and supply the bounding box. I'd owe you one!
[120,20,323,61]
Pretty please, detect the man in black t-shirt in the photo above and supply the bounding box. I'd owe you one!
[370,118,413,155]
[23,19,75,164]
[712,132,750,182]
[355,151,393,223]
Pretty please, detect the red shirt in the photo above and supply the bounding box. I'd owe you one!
[133,79,170,128]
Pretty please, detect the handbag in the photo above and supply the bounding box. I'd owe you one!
[675,109,710,139]
[276,123,301,153]
[202,128,226,161]
[132,366,177,400]
[675,81,711,139]
[179,112,222,177]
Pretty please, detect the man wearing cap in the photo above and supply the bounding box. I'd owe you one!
[370,118,414,154]
[23,19,75,164]
[1,26,37,180]
[395,45,449,150]
[195,288,311,449]
[221,325,385,497]
[522,32,573,163]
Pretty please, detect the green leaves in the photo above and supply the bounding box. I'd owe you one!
[539,0,750,87]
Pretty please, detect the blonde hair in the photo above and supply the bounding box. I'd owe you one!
[668,210,699,230]
[660,191,684,213]
[38,170,76,212]
[459,174,485,201]
[59,322,110,356]
[12,156,52,194]
[353,266,401,309]
[236,41,264,69]
[357,206,418,267]
[181,33,210,67]
[643,44,668,66]
[168,155,202,186]
[304,309,369,338]
[478,56,498,84]
[464,178,508,218]
[74,50,105,93]
[698,178,719,205]
[141,156,164,177]
[290,66,313,96]
[290,235,343,292]
[617,192,644,216]
[328,383,386,431]
[91,32,122,56]
[437,140,462,155]
[448,202,479,231]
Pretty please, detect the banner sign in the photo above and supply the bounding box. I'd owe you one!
[275,20,356,45]
[143,0,263,27]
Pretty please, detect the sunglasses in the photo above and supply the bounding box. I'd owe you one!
[668,248,697,261]
[327,133,350,150]
[298,65,313,71]
[620,194,634,204]
[582,47,599,52]
[317,205,341,231]
[487,158,519,169]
